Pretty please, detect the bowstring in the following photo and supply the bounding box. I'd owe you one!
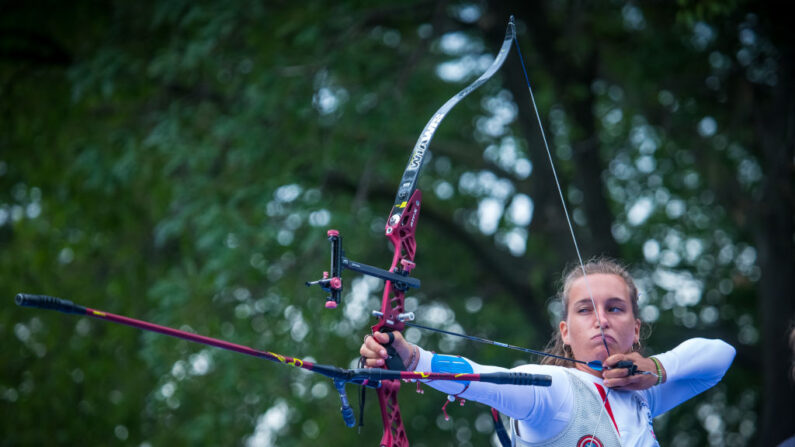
[511,33,617,444]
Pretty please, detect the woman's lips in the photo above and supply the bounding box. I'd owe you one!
[592,334,616,344]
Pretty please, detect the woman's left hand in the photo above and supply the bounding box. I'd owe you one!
[602,352,665,391]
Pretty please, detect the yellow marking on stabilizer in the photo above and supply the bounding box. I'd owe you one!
[398,201,407,208]
[454,373,466,378]
[418,372,431,378]
[269,352,286,363]
[92,311,106,317]
[289,358,303,368]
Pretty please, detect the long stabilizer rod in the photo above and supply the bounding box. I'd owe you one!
[15,293,552,385]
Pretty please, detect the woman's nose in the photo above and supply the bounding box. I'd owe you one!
[595,310,609,328]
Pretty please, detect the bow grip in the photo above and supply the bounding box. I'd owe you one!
[381,330,406,371]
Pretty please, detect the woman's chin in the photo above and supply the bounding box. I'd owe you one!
[595,343,635,361]
[578,341,627,363]
[586,348,609,363]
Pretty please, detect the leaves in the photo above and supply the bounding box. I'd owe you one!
[1,1,791,446]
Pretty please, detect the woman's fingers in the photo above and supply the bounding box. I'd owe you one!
[359,338,384,359]
[359,331,412,368]
[602,354,629,378]
[371,331,395,348]
[363,357,386,368]
[604,373,656,390]
[359,335,387,367]
[363,334,387,356]
[602,352,659,390]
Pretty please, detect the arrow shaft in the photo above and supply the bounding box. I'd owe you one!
[404,321,593,368]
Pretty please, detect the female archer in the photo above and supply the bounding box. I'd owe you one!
[360,258,735,446]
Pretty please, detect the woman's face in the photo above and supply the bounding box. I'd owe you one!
[559,273,640,365]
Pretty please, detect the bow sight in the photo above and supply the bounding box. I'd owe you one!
[305,228,421,310]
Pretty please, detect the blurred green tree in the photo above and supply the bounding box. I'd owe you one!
[1,1,791,446]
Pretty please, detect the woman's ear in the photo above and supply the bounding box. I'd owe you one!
[560,320,570,345]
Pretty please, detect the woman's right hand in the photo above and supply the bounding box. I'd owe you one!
[359,331,417,370]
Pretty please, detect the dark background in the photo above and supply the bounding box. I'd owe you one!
[1,1,792,445]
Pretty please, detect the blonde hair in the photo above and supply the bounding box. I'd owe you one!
[540,258,645,367]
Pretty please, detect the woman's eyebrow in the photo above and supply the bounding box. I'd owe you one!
[573,297,626,306]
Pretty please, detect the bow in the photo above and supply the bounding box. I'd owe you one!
[306,17,519,447]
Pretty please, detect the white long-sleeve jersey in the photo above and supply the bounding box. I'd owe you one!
[414,338,735,446]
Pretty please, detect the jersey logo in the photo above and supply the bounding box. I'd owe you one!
[576,435,604,447]
[631,393,656,440]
